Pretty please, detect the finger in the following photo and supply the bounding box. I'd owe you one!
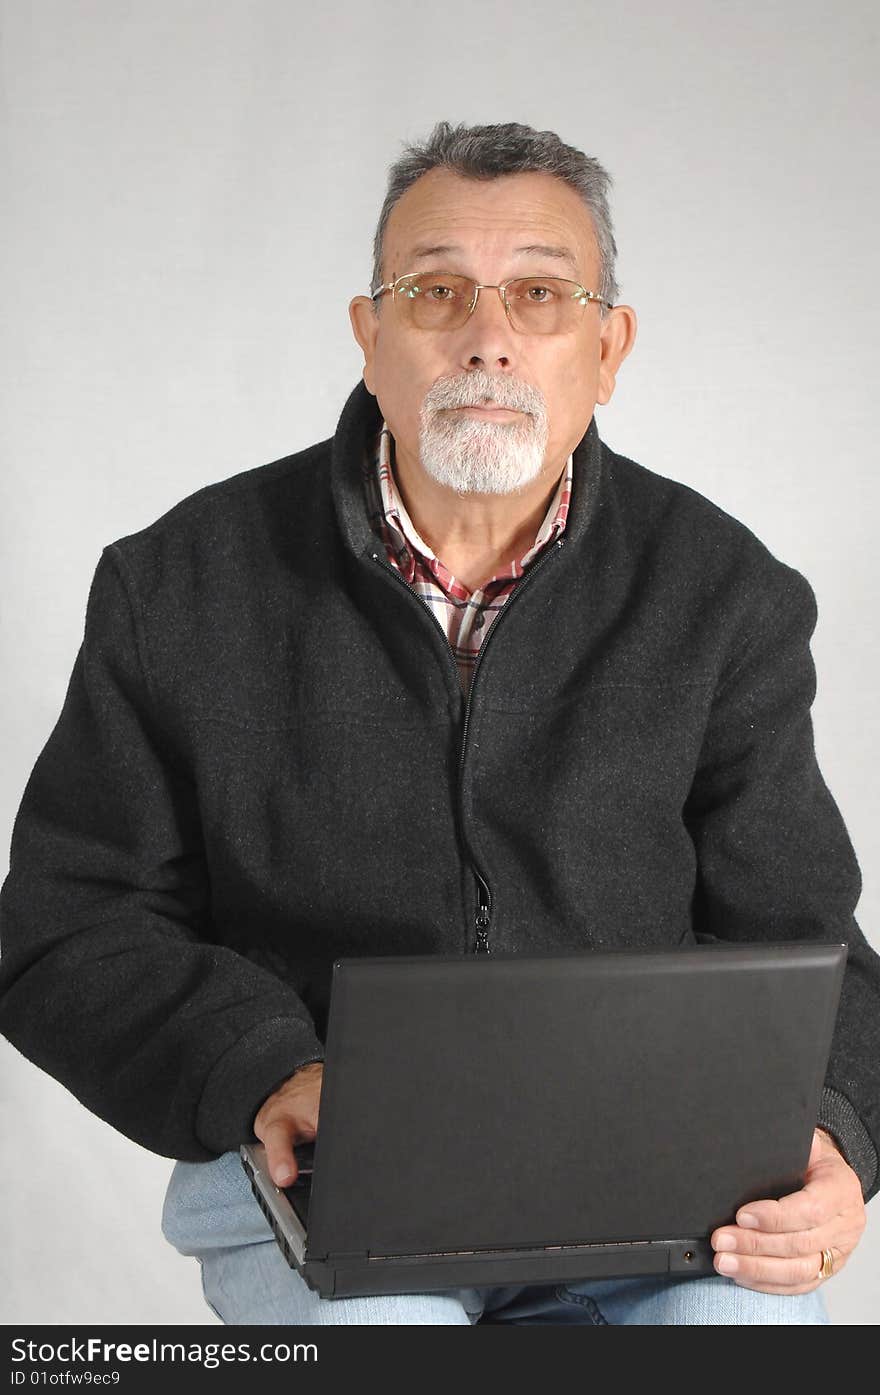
[716,1275,824,1297]
[714,1248,837,1289]
[740,1133,862,1234]
[812,1127,844,1161]
[733,1171,843,1235]
[712,1221,861,1261]
[712,1259,845,1297]
[256,1118,300,1188]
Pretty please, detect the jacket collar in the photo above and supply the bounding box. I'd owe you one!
[330,379,605,561]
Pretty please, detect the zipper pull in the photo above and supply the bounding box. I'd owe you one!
[475,873,491,954]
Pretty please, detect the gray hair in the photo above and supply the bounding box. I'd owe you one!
[370,121,620,314]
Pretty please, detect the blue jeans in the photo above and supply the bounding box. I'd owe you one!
[162,1152,830,1326]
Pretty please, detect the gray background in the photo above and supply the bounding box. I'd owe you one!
[1,0,877,1324]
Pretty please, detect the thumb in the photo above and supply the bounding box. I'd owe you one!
[811,1127,843,1165]
[259,1120,300,1188]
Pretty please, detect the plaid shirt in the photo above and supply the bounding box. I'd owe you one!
[364,423,573,691]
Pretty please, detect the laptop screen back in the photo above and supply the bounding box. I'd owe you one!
[305,944,845,1260]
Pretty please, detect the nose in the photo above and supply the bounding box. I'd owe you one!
[456,284,518,373]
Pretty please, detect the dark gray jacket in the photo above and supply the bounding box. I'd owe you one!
[1,381,877,1198]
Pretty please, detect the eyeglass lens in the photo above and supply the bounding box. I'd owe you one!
[395,273,590,333]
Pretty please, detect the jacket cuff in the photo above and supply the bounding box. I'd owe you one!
[195,1015,325,1156]
[817,1086,878,1201]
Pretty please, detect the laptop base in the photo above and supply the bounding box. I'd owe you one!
[241,1144,715,1298]
[302,1238,716,1299]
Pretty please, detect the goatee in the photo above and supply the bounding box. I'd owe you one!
[418,370,550,495]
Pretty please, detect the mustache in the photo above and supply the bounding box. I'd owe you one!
[423,370,546,416]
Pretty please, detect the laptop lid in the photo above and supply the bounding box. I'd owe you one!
[304,942,846,1263]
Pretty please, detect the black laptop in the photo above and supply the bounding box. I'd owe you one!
[240,941,846,1299]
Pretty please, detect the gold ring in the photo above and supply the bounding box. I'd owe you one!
[819,1248,835,1280]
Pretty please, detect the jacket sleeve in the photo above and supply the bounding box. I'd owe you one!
[683,560,880,1202]
[0,546,325,1161]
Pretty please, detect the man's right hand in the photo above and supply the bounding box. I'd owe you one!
[253,1061,324,1188]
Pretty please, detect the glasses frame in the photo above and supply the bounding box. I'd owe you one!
[371,271,613,332]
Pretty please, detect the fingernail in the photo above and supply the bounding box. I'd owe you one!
[714,1234,736,1251]
[717,1255,738,1275]
[738,1212,759,1228]
[275,1169,294,1186]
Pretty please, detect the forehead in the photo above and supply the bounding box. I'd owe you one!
[383,168,599,274]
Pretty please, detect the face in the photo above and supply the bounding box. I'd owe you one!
[349,168,637,497]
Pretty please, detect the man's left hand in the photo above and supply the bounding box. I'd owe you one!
[710,1128,866,1292]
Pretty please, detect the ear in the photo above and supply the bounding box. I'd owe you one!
[596,304,638,406]
[349,295,380,395]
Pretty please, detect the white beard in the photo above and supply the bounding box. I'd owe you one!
[418,371,550,495]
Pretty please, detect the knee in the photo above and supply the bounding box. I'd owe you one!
[162,1152,269,1255]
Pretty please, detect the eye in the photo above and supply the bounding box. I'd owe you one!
[425,282,457,301]
[524,283,555,303]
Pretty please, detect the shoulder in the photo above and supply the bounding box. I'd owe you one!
[101,436,335,600]
[598,440,814,621]
[115,436,332,548]
[601,440,763,551]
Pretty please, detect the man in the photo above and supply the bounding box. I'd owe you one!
[0,121,875,1326]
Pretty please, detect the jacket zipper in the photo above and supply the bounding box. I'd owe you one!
[370,538,566,954]
[474,868,491,954]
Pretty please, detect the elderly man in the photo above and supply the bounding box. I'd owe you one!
[0,121,875,1327]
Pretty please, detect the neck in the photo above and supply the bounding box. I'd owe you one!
[392,441,566,591]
